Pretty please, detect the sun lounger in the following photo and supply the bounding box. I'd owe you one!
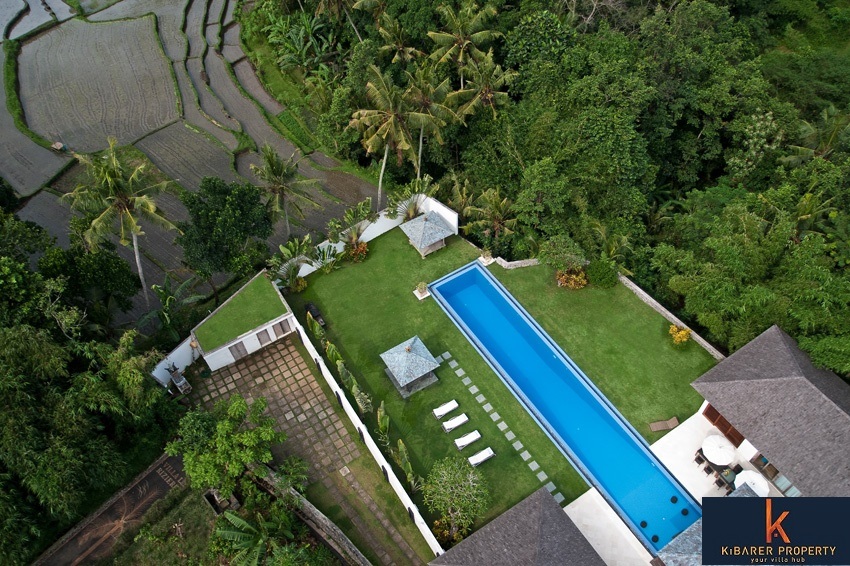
[433,400,459,419]
[454,430,481,450]
[649,416,679,432]
[441,413,468,433]
[468,447,495,467]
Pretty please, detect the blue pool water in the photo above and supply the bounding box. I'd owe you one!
[429,262,700,551]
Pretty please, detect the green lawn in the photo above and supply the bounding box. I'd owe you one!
[194,273,288,351]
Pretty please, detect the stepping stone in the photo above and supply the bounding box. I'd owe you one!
[545,482,556,493]
[512,440,523,450]
[520,450,531,461]
[505,431,515,441]
[529,461,539,471]
[475,394,486,403]
[441,351,451,360]
[462,377,472,386]
[469,385,479,394]
[449,360,458,368]
[284,411,294,420]
[455,368,465,377]
[554,492,565,504]
[490,412,500,421]
[482,403,493,412]
[497,422,508,431]
[537,471,548,482]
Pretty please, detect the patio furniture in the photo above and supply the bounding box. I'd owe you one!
[454,430,481,450]
[468,447,495,467]
[305,303,325,326]
[701,434,736,466]
[433,399,459,419]
[732,464,743,474]
[694,452,706,465]
[735,470,770,497]
[649,416,679,432]
[442,413,469,432]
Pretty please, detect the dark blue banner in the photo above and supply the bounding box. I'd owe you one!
[702,498,850,565]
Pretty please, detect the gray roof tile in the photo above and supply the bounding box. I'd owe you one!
[400,211,453,249]
[379,336,439,386]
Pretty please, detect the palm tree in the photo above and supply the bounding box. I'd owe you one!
[137,274,204,344]
[349,66,416,209]
[405,63,456,178]
[353,0,387,24]
[63,137,176,309]
[781,105,850,167]
[447,49,516,119]
[315,0,363,43]
[215,509,294,566]
[463,188,517,242]
[446,170,475,222]
[428,0,501,89]
[378,13,423,64]
[250,144,320,240]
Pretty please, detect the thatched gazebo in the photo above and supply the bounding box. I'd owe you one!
[400,211,453,258]
[380,336,440,399]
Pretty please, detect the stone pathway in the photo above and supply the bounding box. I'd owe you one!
[436,351,567,505]
[189,337,421,565]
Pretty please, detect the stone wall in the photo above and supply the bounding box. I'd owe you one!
[494,257,540,269]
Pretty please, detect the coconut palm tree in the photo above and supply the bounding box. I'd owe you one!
[405,63,456,178]
[315,0,363,43]
[447,49,516,119]
[377,13,423,64]
[428,0,501,89]
[63,137,176,309]
[353,0,387,24]
[463,188,517,241]
[250,144,320,240]
[349,66,416,209]
[781,105,850,167]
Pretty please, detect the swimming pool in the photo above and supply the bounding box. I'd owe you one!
[429,262,700,552]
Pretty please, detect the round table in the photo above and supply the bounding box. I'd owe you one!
[702,434,736,466]
[735,470,770,496]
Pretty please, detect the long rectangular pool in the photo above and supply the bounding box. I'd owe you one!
[429,262,700,552]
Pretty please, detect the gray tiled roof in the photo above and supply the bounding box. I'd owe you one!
[400,211,453,249]
[657,485,758,566]
[430,488,605,566]
[379,336,439,387]
[692,325,850,496]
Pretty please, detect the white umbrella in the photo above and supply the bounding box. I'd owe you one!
[701,434,736,466]
[735,470,770,497]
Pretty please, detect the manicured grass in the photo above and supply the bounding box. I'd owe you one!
[490,266,716,443]
[194,274,288,352]
[289,232,590,531]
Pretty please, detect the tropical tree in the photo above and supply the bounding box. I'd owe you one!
[423,456,489,543]
[377,13,423,64]
[447,49,517,119]
[326,198,378,247]
[405,63,456,178]
[352,0,386,24]
[463,188,518,242]
[349,66,415,208]
[428,0,501,89]
[446,171,475,222]
[137,274,204,345]
[781,105,850,167]
[387,175,437,220]
[250,144,320,240]
[215,508,295,566]
[63,137,176,308]
[315,0,363,43]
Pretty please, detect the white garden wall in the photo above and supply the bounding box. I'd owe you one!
[151,338,196,387]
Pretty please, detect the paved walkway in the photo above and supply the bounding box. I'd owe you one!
[189,337,422,565]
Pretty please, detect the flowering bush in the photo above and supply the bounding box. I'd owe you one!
[669,324,692,345]
[289,276,307,293]
[347,241,368,263]
[556,269,588,290]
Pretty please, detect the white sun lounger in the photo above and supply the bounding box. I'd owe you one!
[454,430,481,450]
[441,413,468,432]
[433,399,459,419]
[468,447,495,467]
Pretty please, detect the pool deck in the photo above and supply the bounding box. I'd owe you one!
[564,406,784,565]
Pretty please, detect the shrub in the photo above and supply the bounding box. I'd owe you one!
[669,325,692,345]
[556,269,587,290]
[347,241,368,263]
[416,282,427,294]
[586,258,619,288]
[289,276,307,293]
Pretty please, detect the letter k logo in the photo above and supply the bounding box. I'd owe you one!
[766,499,790,543]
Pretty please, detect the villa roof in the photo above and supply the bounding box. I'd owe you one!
[379,336,439,386]
[692,325,850,497]
[656,485,757,566]
[400,211,453,249]
[430,488,605,566]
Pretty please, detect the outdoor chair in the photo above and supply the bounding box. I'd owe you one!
[454,430,481,450]
[468,447,495,467]
[714,478,725,488]
[694,453,705,465]
[441,413,469,433]
[704,465,713,476]
[649,416,679,432]
[732,464,743,474]
[433,399,459,419]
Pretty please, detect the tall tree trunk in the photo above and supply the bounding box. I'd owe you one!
[209,276,220,306]
[417,125,424,180]
[377,145,389,211]
[344,7,363,43]
[284,209,291,241]
[460,67,464,90]
[132,232,151,309]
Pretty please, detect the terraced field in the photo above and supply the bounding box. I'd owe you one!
[18,16,178,152]
[9,0,54,39]
[1,0,26,39]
